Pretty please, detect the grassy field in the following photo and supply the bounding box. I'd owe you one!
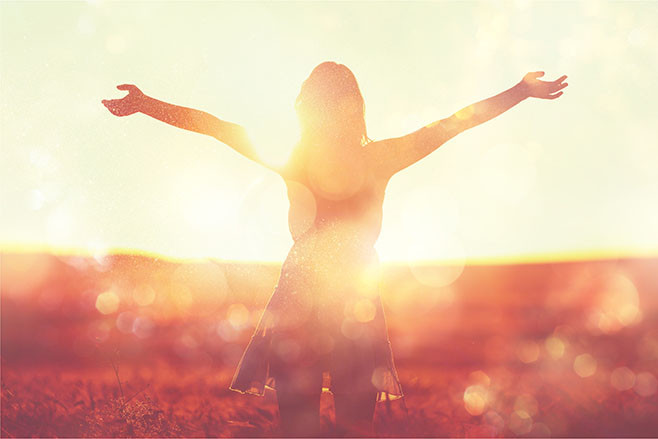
[2,253,657,437]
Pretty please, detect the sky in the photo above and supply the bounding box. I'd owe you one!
[1,0,657,263]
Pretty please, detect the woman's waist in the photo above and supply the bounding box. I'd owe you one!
[280,250,380,295]
[285,239,379,268]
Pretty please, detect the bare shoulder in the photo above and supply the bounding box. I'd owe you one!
[363,131,424,179]
[277,152,307,183]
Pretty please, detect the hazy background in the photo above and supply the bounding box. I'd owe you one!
[2,0,657,262]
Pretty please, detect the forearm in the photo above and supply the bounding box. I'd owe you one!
[451,81,528,132]
[139,96,257,159]
[140,96,221,136]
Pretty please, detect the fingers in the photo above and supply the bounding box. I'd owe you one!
[102,99,123,115]
[523,71,545,82]
[546,91,563,100]
[117,84,136,91]
[551,82,568,93]
[555,74,567,83]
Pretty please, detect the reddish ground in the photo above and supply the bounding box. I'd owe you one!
[1,253,657,437]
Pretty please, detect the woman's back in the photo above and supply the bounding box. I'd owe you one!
[284,144,387,249]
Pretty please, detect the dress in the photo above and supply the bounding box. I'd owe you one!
[229,146,404,402]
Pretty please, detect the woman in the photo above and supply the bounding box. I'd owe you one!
[103,62,567,436]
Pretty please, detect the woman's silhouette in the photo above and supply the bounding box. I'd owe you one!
[103,62,567,436]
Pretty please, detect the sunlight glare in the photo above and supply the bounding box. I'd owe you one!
[249,119,298,170]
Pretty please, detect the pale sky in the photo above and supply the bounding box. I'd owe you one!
[1,1,657,262]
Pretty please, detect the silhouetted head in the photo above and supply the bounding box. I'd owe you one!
[295,62,369,147]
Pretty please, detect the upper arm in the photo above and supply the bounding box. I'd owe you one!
[366,115,463,178]
[139,97,291,177]
[205,116,290,177]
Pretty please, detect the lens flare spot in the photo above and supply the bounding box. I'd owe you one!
[463,385,488,416]
[509,410,533,435]
[371,367,390,391]
[356,261,380,297]
[516,340,540,363]
[132,316,154,339]
[217,320,238,342]
[514,394,538,417]
[634,372,657,397]
[115,311,136,334]
[610,367,636,391]
[617,303,640,326]
[573,353,597,378]
[591,272,641,334]
[409,261,465,289]
[341,318,364,340]
[227,303,250,330]
[95,291,120,314]
[353,299,376,323]
[545,336,566,359]
[484,410,505,431]
[133,284,156,306]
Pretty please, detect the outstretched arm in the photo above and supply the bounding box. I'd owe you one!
[368,72,568,178]
[102,85,284,175]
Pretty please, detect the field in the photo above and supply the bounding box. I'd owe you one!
[2,253,657,437]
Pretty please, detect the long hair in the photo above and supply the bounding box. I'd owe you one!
[295,62,370,150]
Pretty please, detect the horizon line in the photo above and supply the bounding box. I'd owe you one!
[1,242,657,266]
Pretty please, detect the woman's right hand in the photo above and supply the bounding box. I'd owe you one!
[519,72,568,100]
[102,84,145,116]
